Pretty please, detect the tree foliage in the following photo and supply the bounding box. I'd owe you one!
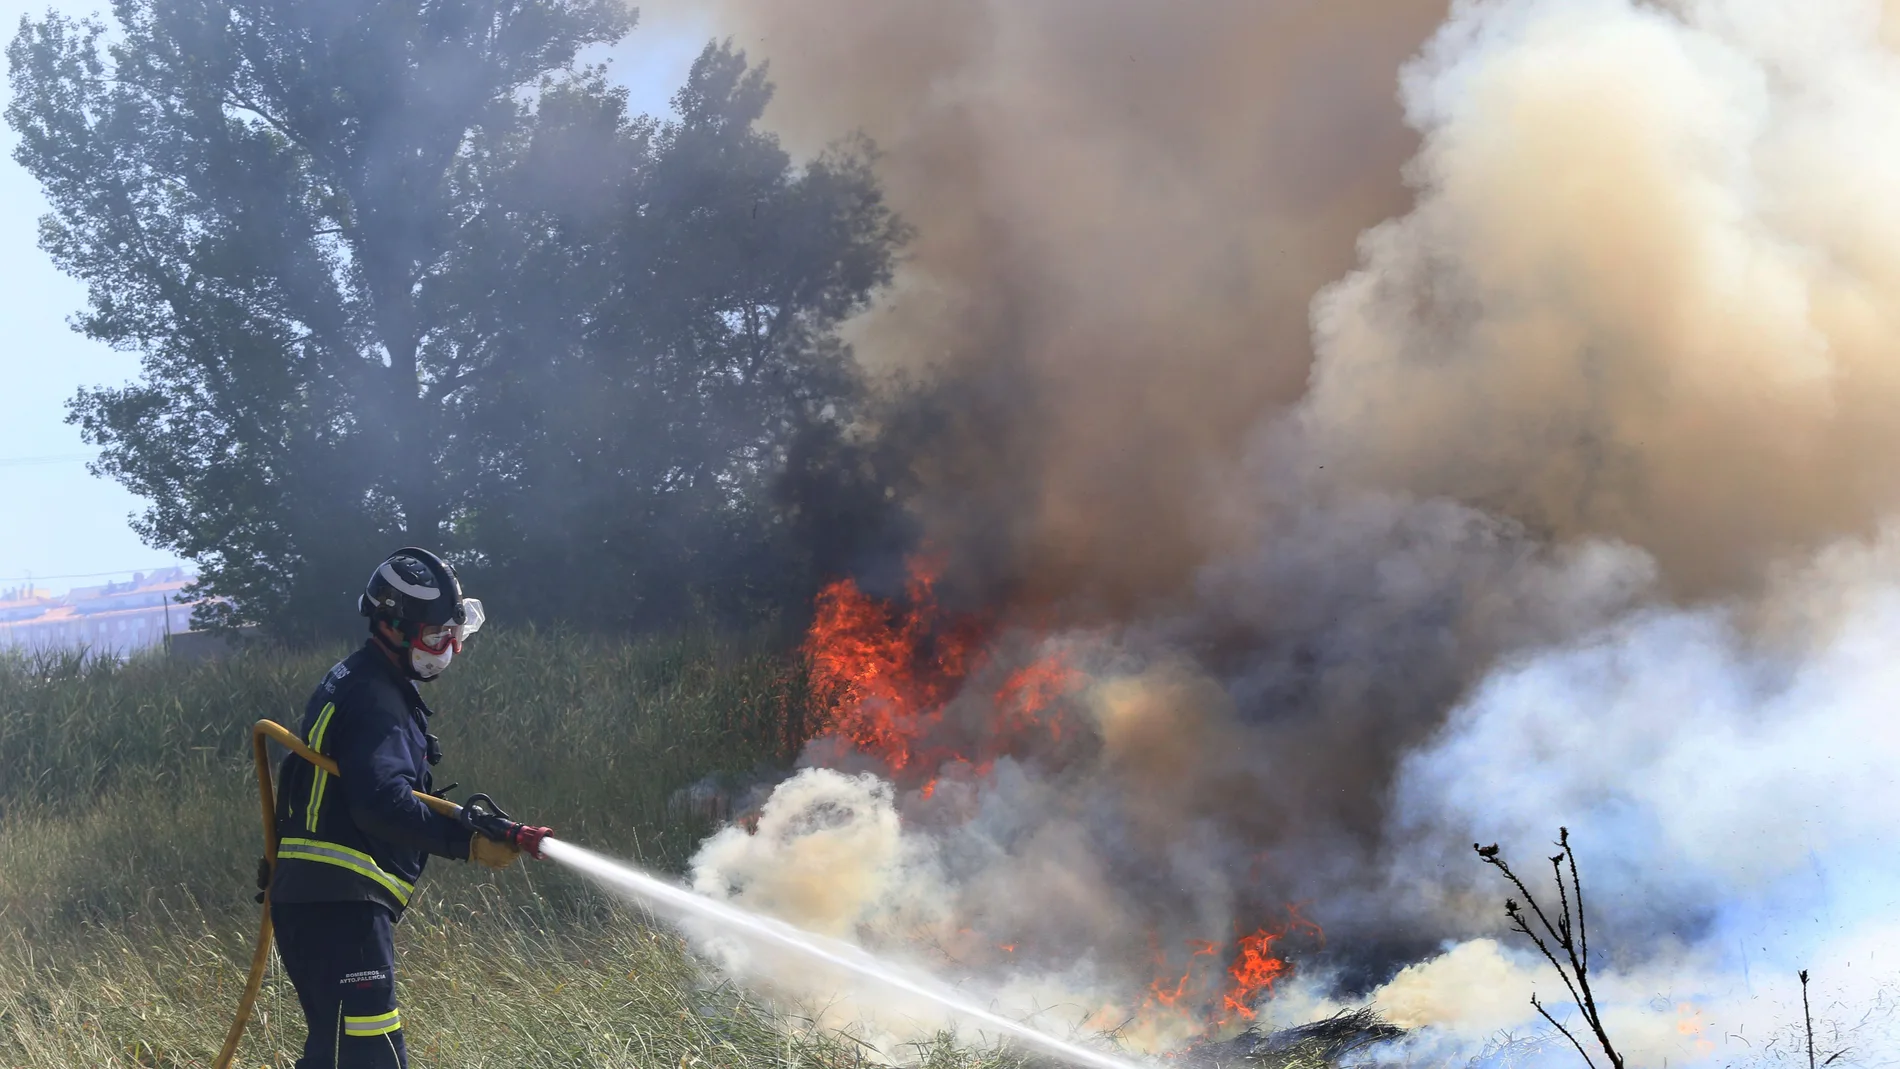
[7,0,908,640]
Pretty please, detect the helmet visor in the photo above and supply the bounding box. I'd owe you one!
[414,598,484,655]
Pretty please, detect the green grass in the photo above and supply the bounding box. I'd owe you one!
[0,629,1009,1069]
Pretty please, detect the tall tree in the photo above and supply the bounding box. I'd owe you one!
[456,49,910,629]
[9,1,904,639]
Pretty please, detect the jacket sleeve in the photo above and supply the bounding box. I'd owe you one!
[333,693,473,861]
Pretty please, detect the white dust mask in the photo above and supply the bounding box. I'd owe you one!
[411,644,453,680]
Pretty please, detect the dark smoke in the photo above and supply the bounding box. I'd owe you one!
[647,0,1453,614]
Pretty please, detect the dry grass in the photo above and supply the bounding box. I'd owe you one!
[0,902,1006,1068]
[0,630,1023,1069]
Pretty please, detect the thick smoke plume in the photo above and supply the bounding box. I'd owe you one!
[1303,0,1900,595]
[647,0,1452,611]
[648,0,1900,1064]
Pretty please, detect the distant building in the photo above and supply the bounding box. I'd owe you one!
[0,567,208,656]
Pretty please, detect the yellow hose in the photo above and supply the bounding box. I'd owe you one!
[213,719,461,1069]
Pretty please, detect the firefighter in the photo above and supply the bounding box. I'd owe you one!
[268,547,533,1068]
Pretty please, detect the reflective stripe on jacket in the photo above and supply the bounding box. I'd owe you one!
[270,643,472,915]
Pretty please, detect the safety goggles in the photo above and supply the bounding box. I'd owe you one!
[413,597,485,655]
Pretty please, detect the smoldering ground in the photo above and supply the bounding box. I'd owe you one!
[630,0,1900,1063]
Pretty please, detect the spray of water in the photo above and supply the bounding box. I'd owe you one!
[540,838,1150,1069]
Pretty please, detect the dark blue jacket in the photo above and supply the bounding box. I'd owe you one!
[270,643,472,916]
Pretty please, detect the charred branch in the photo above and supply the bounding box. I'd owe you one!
[1475,828,1625,1069]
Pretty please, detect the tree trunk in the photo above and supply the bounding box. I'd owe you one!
[375,274,445,545]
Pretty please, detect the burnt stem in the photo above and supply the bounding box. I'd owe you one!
[1533,992,1600,1069]
[1476,834,1626,1069]
[1565,827,1590,968]
[1557,831,1618,1069]
[1803,969,1815,1069]
[1484,852,1590,1020]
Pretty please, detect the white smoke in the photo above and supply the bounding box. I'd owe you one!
[691,770,936,940]
[1372,523,1900,1065]
[1308,0,1900,1060]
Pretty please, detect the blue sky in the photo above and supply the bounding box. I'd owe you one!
[0,2,708,594]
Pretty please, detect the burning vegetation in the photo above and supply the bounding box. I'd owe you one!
[1142,910,1320,1032]
[785,555,1325,1034]
[11,0,1900,1062]
[662,1,1900,1061]
[800,554,1075,787]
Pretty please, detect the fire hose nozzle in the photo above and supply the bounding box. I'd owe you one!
[512,823,553,860]
[458,792,553,860]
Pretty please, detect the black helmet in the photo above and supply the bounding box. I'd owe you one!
[358,547,464,629]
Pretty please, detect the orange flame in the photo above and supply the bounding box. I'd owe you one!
[801,556,981,774]
[801,555,1077,781]
[1221,928,1289,1020]
[1150,969,1195,1010]
[802,558,1318,1034]
[994,654,1082,743]
[1138,908,1323,1028]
